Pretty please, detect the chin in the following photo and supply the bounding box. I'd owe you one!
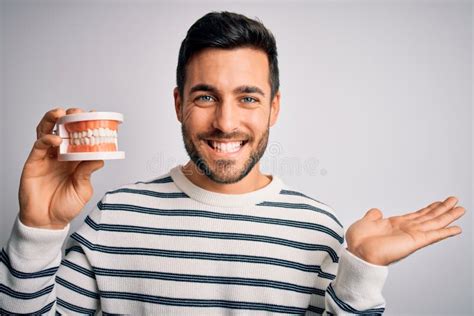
[207,164,244,184]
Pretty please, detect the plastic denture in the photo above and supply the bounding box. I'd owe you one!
[55,112,125,161]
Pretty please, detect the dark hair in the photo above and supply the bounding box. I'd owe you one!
[176,11,279,101]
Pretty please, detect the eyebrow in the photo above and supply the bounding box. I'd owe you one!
[189,84,265,97]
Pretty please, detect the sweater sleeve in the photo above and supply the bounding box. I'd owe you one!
[1,217,68,314]
[305,213,388,315]
[322,247,388,315]
[1,209,101,314]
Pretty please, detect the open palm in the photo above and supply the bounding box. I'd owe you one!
[346,197,465,266]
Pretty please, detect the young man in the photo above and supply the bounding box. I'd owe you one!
[1,11,465,315]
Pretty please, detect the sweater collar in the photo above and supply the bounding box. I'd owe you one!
[170,165,283,207]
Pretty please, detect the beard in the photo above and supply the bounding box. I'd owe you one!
[181,123,269,184]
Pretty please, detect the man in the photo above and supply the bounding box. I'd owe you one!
[1,11,465,315]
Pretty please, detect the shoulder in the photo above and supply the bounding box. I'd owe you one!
[273,183,344,238]
[77,171,184,241]
[99,171,186,206]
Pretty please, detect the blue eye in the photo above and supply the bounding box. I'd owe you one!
[197,95,215,102]
[242,97,257,103]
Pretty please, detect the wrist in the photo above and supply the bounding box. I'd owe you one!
[346,246,388,266]
[19,213,68,230]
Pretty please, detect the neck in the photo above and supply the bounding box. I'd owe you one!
[181,160,271,194]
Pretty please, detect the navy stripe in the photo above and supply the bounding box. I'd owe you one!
[97,202,344,244]
[1,249,58,279]
[65,245,85,256]
[134,176,173,184]
[100,291,306,314]
[307,304,325,314]
[107,188,188,199]
[0,283,54,300]
[84,216,339,263]
[0,300,55,315]
[57,297,96,314]
[71,233,335,280]
[280,189,328,206]
[257,201,342,228]
[92,266,326,296]
[61,259,96,279]
[327,284,385,315]
[56,276,99,299]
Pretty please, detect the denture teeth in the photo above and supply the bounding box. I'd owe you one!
[69,127,118,147]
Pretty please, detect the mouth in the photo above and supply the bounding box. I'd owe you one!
[204,139,249,156]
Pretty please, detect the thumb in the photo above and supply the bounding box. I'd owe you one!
[363,208,383,221]
[71,160,104,205]
[74,160,105,182]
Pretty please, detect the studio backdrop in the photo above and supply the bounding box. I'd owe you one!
[0,0,472,315]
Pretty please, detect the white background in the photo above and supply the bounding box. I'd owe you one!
[0,0,472,314]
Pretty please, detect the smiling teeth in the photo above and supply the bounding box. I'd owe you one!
[211,141,242,153]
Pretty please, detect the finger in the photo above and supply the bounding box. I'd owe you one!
[416,196,459,223]
[404,201,442,220]
[418,206,466,231]
[363,208,383,221]
[66,107,84,115]
[36,108,66,139]
[27,134,63,162]
[420,226,462,248]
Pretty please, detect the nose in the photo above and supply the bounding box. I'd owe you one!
[212,99,239,133]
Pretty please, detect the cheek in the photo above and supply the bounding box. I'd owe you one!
[181,105,196,124]
[182,107,213,133]
[243,111,268,133]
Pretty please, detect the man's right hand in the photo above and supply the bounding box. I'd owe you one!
[18,108,105,229]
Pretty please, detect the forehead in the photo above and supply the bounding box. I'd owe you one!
[185,47,270,93]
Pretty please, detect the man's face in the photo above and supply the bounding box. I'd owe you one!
[174,47,280,184]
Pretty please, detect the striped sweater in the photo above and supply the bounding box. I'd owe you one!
[1,165,388,315]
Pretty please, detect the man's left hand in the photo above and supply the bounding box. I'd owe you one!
[346,196,466,266]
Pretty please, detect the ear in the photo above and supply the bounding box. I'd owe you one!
[173,87,182,123]
[269,90,281,127]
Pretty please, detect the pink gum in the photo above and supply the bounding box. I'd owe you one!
[68,143,117,153]
[65,120,119,132]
